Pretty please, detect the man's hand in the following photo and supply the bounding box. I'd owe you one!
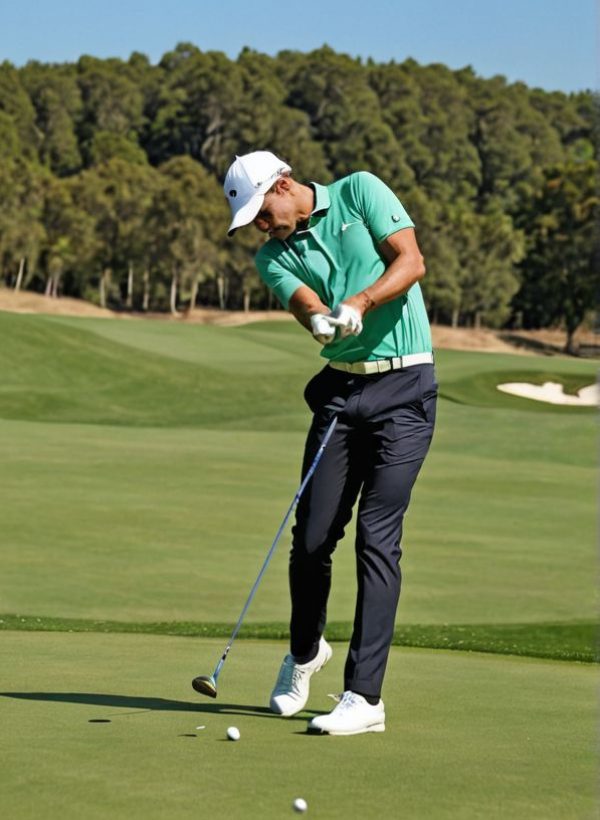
[328,303,363,338]
[309,313,336,344]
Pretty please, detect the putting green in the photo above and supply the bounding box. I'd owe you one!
[1,632,595,819]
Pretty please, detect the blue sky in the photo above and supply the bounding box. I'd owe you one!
[1,0,596,92]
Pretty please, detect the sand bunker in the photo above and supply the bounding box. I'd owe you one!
[497,381,598,406]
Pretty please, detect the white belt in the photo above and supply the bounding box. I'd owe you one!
[328,352,434,375]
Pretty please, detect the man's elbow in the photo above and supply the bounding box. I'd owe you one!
[414,255,426,282]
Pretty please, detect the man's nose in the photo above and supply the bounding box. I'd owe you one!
[254,215,270,232]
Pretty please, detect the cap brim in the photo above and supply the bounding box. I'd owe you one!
[227,193,264,237]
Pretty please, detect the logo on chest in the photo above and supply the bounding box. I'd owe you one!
[340,221,362,233]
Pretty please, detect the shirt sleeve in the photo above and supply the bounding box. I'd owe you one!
[255,246,304,310]
[350,171,414,243]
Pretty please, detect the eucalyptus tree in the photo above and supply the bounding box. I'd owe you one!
[455,206,525,328]
[224,223,268,311]
[461,74,565,212]
[39,174,97,297]
[0,157,45,290]
[235,48,331,182]
[76,55,146,167]
[369,60,481,202]
[20,62,83,175]
[280,46,414,190]
[146,43,245,174]
[513,160,599,352]
[148,155,228,313]
[0,61,41,160]
[70,158,159,307]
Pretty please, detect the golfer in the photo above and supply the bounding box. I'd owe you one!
[224,151,437,735]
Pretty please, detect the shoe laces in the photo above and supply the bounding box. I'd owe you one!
[334,691,362,712]
[274,656,304,694]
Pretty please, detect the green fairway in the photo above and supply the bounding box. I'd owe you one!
[0,312,596,626]
[1,632,596,820]
[1,310,597,818]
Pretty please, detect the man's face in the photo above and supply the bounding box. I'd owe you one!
[253,184,298,241]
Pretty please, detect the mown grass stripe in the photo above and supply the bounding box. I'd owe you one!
[1,615,596,664]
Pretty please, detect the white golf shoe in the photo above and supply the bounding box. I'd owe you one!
[270,638,333,717]
[308,691,385,735]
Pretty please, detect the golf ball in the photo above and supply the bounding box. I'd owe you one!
[226,726,240,741]
[293,798,308,813]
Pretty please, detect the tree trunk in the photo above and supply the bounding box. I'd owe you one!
[243,288,250,313]
[217,274,226,310]
[451,308,460,328]
[99,268,110,309]
[14,257,25,291]
[474,311,482,330]
[267,287,273,311]
[44,276,52,297]
[564,324,579,355]
[142,270,150,311]
[126,262,134,310]
[170,270,178,315]
[51,273,60,298]
[189,274,199,311]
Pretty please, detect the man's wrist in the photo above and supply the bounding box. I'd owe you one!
[347,290,375,315]
[361,289,376,313]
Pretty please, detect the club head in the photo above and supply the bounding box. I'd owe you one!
[192,675,218,698]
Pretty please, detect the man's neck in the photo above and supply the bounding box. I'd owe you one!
[294,183,315,232]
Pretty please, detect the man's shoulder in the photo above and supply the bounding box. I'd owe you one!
[255,238,289,270]
[328,171,384,198]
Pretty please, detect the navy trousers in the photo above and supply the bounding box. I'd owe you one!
[289,363,437,699]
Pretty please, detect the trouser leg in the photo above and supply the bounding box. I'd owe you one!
[289,413,362,662]
[290,363,436,686]
[343,367,437,697]
[343,453,429,698]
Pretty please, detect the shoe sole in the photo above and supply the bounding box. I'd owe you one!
[308,721,385,736]
[270,645,333,717]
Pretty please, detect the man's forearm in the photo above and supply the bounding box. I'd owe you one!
[288,286,331,332]
[345,254,425,317]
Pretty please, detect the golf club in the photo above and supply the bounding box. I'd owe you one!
[192,415,338,698]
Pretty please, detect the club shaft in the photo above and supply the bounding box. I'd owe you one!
[211,416,338,681]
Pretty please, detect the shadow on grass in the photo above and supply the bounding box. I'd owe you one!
[0,691,317,720]
[497,332,562,357]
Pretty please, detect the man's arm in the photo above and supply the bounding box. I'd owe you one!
[287,227,424,340]
[343,228,425,317]
[288,285,331,332]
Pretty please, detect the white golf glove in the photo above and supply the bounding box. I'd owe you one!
[309,313,336,345]
[328,303,363,338]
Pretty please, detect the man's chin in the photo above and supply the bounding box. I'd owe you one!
[269,227,293,240]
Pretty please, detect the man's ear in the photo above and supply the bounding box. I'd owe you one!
[274,175,292,194]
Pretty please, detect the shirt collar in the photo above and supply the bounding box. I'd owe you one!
[292,182,331,236]
[310,182,330,215]
[292,183,331,237]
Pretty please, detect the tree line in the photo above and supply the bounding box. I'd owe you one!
[0,43,597,349]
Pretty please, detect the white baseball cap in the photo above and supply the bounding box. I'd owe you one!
[224,151,292,236]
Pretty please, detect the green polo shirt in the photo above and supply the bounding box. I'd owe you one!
[255,171,432,362]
